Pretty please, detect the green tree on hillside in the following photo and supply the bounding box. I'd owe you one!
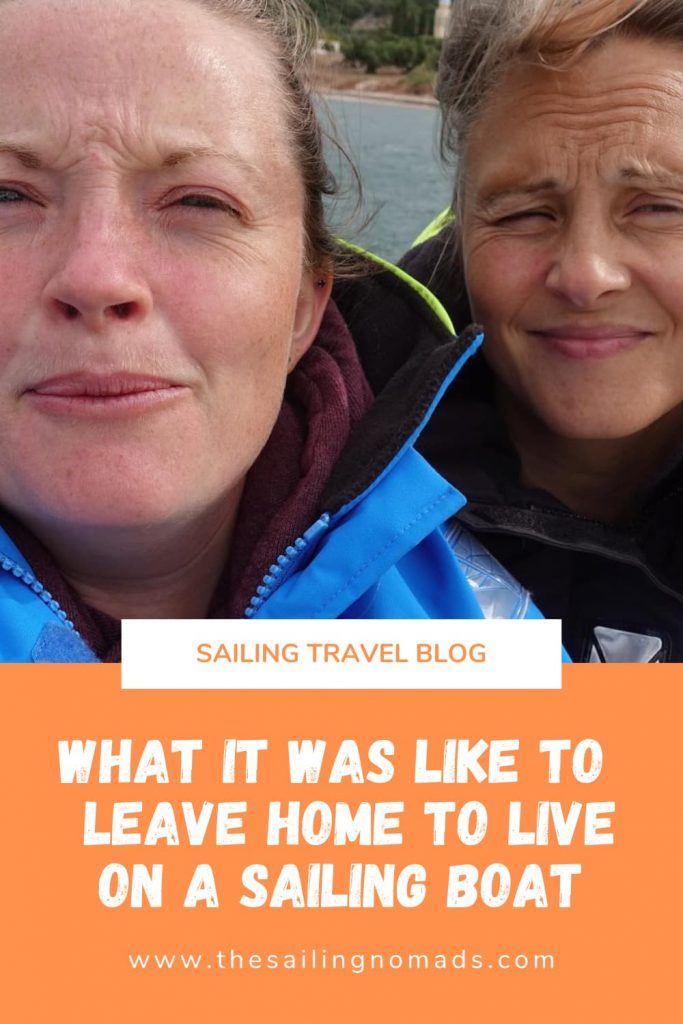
[391,0,433,36]
[309,0,436,36]
[341,31,442,72]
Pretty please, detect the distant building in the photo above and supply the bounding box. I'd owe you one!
[350,14,392,33]
[315,37,341,55]
[434,0,452,39]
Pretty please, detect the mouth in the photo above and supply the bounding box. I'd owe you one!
[528,325,652,360]
[24,373,188,417]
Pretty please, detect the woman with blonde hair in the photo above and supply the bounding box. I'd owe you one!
[404,0,683,661]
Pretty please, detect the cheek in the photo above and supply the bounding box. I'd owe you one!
[171,267,298,371]
[463,238,557,419]
[0,271,40,386]
[649,272,683,329]
[464,237,550,376]
[0,251,35,320]
[177,272,301,447]
[465,236,541,327]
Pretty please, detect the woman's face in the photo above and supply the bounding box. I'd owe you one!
[0,0,328,532]
[461,36,683,441]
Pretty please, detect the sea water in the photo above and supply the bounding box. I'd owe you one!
[321,96,452,262]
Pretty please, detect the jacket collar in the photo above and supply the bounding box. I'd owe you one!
[328,260,482,513]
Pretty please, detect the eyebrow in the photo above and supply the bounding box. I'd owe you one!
[616,165,683,190]
[160,146,236,168]
[0,143,43,169]
[0,140,262,176]
[478,179,561,210]
[479,166,683,210]
[159,146,268,182]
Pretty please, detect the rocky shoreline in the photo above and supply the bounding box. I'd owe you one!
[319,87,437,107]
[311,53,437,108]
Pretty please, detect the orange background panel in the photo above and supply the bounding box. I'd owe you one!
[0,665,680,1023]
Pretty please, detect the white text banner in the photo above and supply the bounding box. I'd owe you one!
[121,619,562,690]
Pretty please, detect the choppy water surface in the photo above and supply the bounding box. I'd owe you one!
[321,96,452,263]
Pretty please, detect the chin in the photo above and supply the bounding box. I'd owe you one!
[41,495,190,532]
[6,470,201,534]
[536,404,661,442]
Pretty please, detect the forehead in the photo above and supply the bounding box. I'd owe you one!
[0,0,295,172]
[465,36,683,192]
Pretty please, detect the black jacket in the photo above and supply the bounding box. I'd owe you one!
[401,229,683,663]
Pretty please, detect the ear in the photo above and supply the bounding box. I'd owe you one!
[288,268,333,371]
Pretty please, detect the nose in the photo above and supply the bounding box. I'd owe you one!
[544,214,631,307]
[42,206,153,330]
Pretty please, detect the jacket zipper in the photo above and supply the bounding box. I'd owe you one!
[244,513,331,617]
[1,513,329,626]
[0,552,77,630]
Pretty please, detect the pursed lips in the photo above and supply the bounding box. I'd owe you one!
[23,372,189,417]
[526,324,653,360]
[28,373,182,396]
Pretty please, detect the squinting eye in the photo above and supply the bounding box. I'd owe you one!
[634,202,683,215]
[175,194,240,217]
[495,209,554,225]
[0,187,27,202]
